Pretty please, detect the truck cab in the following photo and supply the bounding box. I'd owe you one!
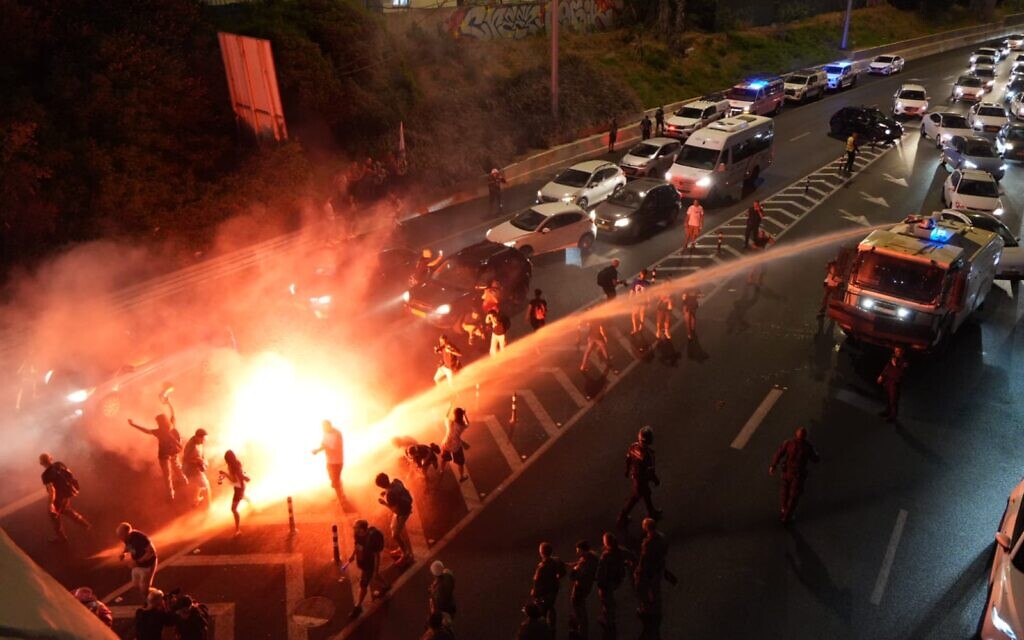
[826,214,1002,351]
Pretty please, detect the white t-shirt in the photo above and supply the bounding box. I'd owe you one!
[321,429,344,465]
[686,204,704,227]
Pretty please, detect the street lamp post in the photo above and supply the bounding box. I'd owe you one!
[840,0,853,50]
[551,0,559,119]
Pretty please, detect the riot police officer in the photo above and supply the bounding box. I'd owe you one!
[616,426,661,527]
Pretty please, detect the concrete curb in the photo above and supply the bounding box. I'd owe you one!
[411,12,1024,218]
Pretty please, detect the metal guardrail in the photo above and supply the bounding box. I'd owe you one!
[852,12,1024,60]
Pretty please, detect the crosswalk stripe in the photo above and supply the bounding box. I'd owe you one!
[768,197,810,211]
[721,245,743,258]
[542,367,588,408]
[406,504,431,559]
[483,415,524,470]
[762,216,787,229]
[517,389,558,437]
[453,467,483,510]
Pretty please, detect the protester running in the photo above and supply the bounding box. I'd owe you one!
[39,453,90,542]
[118,522,158,599]
[376,472,415,567]
[128,396,187,502]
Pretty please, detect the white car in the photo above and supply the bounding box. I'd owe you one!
[869,55,904,75]
[485,203,596,257]
[893,84,929,118]
[953,75,987,101]
[1007,34,1024,50]
[536,160,626,210]
[783,69,827,102]
[939,209,1024,279]
[663,98,729,139]
[943,168,1005,215]
[972,56,997,73]
[922,112,973,148]
[971,48,1000,64]
[981,477,1024,640]
[618,137,682,178]
[974,68,998,91]
[1012,61,1024,80]
[1011,93,1024,120]
[971,102,1010,134]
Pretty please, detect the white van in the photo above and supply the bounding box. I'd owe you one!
[725,77,785,116]
[666,115,774,203]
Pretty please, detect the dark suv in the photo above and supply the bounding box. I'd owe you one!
[593,179,680,241]
[829,106,904,144]
[404,242,531,327]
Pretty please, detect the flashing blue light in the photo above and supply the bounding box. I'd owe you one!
[747,81,767,89]
[930,226,954,243]
[836,60,853,67]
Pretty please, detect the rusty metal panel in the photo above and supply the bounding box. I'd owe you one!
[217,32,288,142]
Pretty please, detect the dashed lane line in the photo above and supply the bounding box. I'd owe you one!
[730,386,786,450]
[789,131,812,142]
[871,509,909,606]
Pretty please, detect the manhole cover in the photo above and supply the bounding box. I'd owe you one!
[291,596,335,628]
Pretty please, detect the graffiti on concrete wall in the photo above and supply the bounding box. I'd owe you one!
[447,0,619,40]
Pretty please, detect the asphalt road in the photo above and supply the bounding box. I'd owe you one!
[4,36,1024,640]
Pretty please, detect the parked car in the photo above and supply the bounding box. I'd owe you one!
[970,102,1010,134]
[952,75,987,101]
[996,122,1024,160]
[978,477,1024,640]
[485,202,596,257]
[970,47,1000,64]
[893,84,929,118]
[921,112,973,148]
[1003,77,1024,103]
[1007,33,1024,50]
[1011,93,1024,120]
[823,60,859,90]
[289,246,418,320]
[663,97,729,139]
[971,55,997,73]
[783,69,827,102]
[972,68,997,91]
[618,137,682,178]
[403,241,531,327]
[593,179,680,241]
[940,135,1006,180]
[939,209,1024,279]
[536,161,625,210]
[725,76,785,116]
[828,106,903,144]
[942,168,1005,216]
[869,54,904,75]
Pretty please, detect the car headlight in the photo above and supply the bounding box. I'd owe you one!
[896,101,904,110]
[885,128,892,134]
[742,105,751,113]
[536,190,543,201]
[896,307,912,320]
[956,88,964,95]
[1000,164,1008,171]
[435,304,451,315]
[664,171,672,180]
[696,175,713,187]
[963,160,978,168]
[994,207,1005,216]
[310,295,332,306]
[66,389,89,404]
[614,218,631,227]
[860,297,876,310]
[941,133,952,142]
[561,194,576,203]
[503,240,517,247]
[1006,143,1014,150]
[402,290,410,302]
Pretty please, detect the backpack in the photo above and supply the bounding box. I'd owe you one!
[597,266,616,288]
[390,480,413,515]
[532,301,547,321]
[53,462,80,497]
[366,527,386,554]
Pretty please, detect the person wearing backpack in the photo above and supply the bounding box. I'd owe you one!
[128,395,187,502]
[349,519,390,619]
[526,289,548,332]
[616,426,662,528]
[172,595,210,640]
[376,472,415,567]
[596,259,625,300]
[596,532,633,638]
[39,453,90,542]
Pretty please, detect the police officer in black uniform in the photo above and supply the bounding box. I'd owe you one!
[616,426,661,527]
[768,427,820,523]
[877,347,908,422]
[597,259,625,300]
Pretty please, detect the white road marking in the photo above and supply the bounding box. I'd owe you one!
[542,367,588,408]
[882,173,909,187]
[730,386,786,450]
[112,603,235,640]
[790,131,811,142]
[454,466,483,511]
[406,501,431,560]
[482,415,524,470]
[839,209,872,227]
[860,192,891,208]
[518,389,558,437]
[871,509,909,605]
[0,489,45,520]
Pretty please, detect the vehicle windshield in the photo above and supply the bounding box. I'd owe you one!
[974,56,995,66]
[510,208,548,231]
[964,139,996,157]
[1006,127,1024,141]
[824,65,847,74]
[674,107,704,119]
[607,189,644,209]
[969,217,1017,246]
[958,76,983,87]
[726,87,757,101]
[974,69,995,79]
[787,75,808,84]
[853,252,946,304]
[675,145,721,170]
[978,106,1006,117]
[431,257,480,290]
[628,143,659,158]
[553,168,591,188]
[958,178,999,198]
[898,90,926,101]
[943,115,970,129]
[875,56,894,63]
[1009,80,1024,91]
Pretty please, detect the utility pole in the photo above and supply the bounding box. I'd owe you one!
[551,0,559,119]
[840,0,853,50]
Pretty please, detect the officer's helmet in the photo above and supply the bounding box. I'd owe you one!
[638,425,654,444]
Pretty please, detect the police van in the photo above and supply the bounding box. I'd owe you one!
[725,76,785,116]
[823,60,861,90]
[666,115,774,204]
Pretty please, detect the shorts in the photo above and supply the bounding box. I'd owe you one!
[232,486,245,509]
[132,564,157,591]
[442,448,465,466]
[358,559,378,588]
[327,464,343,489]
